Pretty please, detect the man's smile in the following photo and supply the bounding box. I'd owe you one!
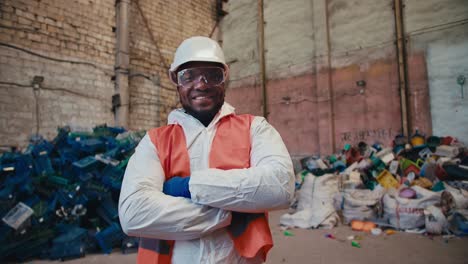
[192,95,214,100]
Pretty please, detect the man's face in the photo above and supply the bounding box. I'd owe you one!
[176,61,226,120]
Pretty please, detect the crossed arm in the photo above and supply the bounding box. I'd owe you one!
[118,117,294,241]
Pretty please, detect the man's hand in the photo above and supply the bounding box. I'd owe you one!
[163,176,191,198]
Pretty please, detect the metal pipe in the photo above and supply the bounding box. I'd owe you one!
[258,0,268,119]
[394,0,410,137]
[115,0,130,127]
[324,0,336,152]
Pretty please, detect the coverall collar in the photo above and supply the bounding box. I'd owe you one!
[168,102,236,129]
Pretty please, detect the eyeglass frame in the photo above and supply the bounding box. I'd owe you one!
[170,66,228,87]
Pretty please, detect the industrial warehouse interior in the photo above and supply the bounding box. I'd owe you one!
[0,0,467,263]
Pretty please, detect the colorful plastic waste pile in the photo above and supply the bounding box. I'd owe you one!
[0,125,145,261]
[283,130,468,237]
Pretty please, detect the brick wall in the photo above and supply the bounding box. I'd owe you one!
[0,0,217,148]
[0,0,115,148]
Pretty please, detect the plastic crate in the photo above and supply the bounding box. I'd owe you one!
[96,196,118,225]
[49,227,88,260]
[95,222,125,254]
[2,202,34,230]
[72,156,99,176]
[100,165,124,190]
[75,138,105,154]
[83,181,109,200]
[33,155,55,176]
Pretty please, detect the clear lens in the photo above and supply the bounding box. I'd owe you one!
[177,67,225,87]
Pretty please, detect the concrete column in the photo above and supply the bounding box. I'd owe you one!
[313,0,334,155]
[115,0,130,128]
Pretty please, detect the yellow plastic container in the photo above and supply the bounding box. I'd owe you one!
[411,130,425,147]
[411,136,425,147]
[376,169,400,189]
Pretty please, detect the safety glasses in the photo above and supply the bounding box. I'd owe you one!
[176,67,226,87]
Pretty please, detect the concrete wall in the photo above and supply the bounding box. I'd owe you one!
[222,0,468,157]
[405,0,468,143]
[0,0,216,148]
[222,0,403,157]
[316,0,402,155]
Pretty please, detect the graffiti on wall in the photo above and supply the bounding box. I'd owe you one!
[340,128,395,143]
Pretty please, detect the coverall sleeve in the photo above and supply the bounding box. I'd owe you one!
[118,134,232,241]
[189,116,295,213]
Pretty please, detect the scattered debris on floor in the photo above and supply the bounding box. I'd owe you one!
[351,240,361,248]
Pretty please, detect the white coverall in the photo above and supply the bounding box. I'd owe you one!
[118,102,295,263]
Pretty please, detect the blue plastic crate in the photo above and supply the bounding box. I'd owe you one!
[0,224,13,244]
[23,195,40,208]
[96,196,118,225]
[17,178,34,196]
[49,227,87,260]
[58,148,79,167]
[78,172,94,182]
[72,156,99,176]
[93,125,126,137]
[47,193,58,212]
[72,156,98,169]
[33,155,55,176]
[51,126,71,150]
[95,149,120,166]
[30,199,49,225]
[0,183,15,200]
[30,140,54,158]
[14,237,50,261]
[0,228,55,261]
[16,154,33,174]
[67,135,90,149]
[76,138,105,154]
[107,126,126,135]
[95,222,125,254]
[100,165,123,190]
[102,136,118,151]
[82,180,109,200]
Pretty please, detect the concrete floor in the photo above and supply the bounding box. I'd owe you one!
[32,210,467,264]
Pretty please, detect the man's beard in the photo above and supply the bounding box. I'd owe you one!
[183,100,224,127]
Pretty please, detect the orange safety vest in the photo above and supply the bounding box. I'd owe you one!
[137,114,273,264]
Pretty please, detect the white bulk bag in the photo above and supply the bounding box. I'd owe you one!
[341,188,385,224]
[424,205,449,235]
[280,173,339,229]
[441,183,468,211]
[383,186,441,230]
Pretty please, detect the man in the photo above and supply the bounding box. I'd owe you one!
[119,36,294,264]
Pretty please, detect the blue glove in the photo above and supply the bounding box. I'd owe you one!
[163,176,191,198]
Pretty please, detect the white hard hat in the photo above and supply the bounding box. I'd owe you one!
[169,36,228,73]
